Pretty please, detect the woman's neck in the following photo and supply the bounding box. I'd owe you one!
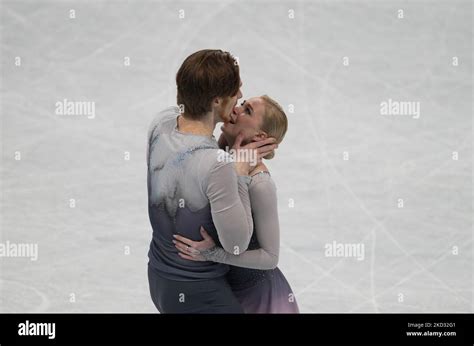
[178,113,215,137]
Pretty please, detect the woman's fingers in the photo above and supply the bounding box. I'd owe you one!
[173,234,195,247]
[173,240,188,253]
[173,240,200,255]
[178,252,197,261]
[200,226,212,240]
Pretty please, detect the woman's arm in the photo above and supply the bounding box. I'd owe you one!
[175,174,280,270]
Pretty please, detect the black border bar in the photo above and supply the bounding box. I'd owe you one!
[0,313,473,345]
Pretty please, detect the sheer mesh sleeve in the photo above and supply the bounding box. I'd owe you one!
[202,172,279,269]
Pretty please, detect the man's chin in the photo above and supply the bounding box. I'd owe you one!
[218,110,233,123]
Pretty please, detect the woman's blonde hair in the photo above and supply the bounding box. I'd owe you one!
[259,95,288,159]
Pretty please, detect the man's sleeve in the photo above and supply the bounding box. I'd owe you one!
[205,156,253,254]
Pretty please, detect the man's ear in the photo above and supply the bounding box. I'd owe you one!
[211,97,222,115]
[252,131,268,142]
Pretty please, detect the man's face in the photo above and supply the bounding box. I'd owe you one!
[216,80,243,123]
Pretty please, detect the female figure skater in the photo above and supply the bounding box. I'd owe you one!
[174,95,299,313]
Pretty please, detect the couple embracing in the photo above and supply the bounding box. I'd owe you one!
[146,49,299,313]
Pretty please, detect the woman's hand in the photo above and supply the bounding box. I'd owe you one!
[173,226,216,261]
[233,132,278,176]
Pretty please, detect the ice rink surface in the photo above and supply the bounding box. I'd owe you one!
[0,0,472,312]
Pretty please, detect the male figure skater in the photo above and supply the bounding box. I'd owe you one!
[146,49,277,313]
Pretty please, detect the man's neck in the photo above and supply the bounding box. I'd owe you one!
[178,112,216,137]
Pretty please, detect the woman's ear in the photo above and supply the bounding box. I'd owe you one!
[252,131,268,142]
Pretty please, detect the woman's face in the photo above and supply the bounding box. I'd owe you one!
[221,97,266,145]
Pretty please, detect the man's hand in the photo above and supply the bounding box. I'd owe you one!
[232,132,278,176]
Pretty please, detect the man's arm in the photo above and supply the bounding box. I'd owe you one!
[203,134,278,254]
[200,176,280,269]
[205,159,253,254]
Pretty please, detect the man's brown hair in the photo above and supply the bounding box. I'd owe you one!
[176,49,240,119]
